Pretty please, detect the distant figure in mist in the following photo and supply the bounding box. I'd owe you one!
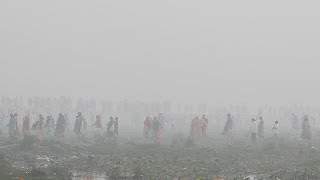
[22,115,30,137]
[151,117,160,143]
[92,115,103,133]
[106,116,115,137]
[74,112,84,137]
[55,113,66,137]
[114,117,119,137]
[257,116,264,138]
[36,114,45,140]
[222,113,233,137]
[190,116,207,139]
[44,115,55,138]
[301,115,312,140]
[272,120,279,143]
[190,116,198,139]
[14,113,20,138]
[249,118,257,145]
[144,116,152,139]
[201,115,208,138]
[7,113,18,139]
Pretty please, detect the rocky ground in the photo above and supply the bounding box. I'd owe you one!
[0,130,320,180]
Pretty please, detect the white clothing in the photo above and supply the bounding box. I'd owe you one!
[272,124,279,135]
[250,121,257,134]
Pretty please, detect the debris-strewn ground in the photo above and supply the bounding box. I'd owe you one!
[1,130,320,180]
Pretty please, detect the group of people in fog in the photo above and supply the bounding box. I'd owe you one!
[190,115,208,139]
[0,96,318,147]
[5,111,119,141]
[144,115,166,143]
[246,114,312,146]
[7,113,68,140]
[2,112,317,146]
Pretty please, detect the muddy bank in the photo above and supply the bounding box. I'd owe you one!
[1,132,320,180]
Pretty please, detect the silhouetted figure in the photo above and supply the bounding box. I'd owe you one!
[45,115,55,138]
[201,115,208,138]
[222,114,233,137]
[114,117,119,137]
[301,116,311,140]
[92,115,103,134]
[144,116,152,139]
[151,117,160,142]
[106,116,115,137]
[7,114,17,139]
[257,117,264,138]
[74,112,84,137]
[55,113,66,137]
[272,120,279,143]
[249,118,257,145]
[22,115,30,137]
[37,115,45,140]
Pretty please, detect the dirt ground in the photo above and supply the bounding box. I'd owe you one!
[1,130,320,180]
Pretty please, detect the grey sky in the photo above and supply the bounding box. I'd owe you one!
[1,1,319,105]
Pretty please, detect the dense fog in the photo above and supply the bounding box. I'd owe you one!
[1,1,320,179]
[1,1,320,106]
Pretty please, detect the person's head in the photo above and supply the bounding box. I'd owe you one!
[78,112,82,116]
[259,117,262,120]
[115,117,118,121]
[10,113,13,118]
[96,115,100,119]
[110,116,114,121]
[251,118,255,122]
[39,114,44,120]
[14,113,17,117]
[227,113,231,117]
[275,121,279,124]
[202,115,205,119]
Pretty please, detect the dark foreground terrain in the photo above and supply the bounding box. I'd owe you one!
[0,131,320,180]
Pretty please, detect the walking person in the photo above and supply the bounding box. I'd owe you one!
[114,117,119,137]
[249,118,257,145]
[257,117,264,138]
[301,115,311,140]
[272,120,279,143]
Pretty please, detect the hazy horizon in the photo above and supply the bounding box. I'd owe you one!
[1,1,320,106]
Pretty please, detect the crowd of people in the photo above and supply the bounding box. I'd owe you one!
[190,115,208,139]
[7,112,68,140]
[0,96,318,146]
[5,111,120,142]
[246,114,313,146]
[144,115,166,143]
[2,111,317,147]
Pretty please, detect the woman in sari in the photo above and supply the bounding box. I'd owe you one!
[22,115,30,137]
[44,115,55,138]
[37,115,45,140]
